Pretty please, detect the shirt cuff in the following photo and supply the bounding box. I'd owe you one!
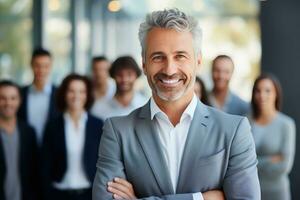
[193,192,204,200]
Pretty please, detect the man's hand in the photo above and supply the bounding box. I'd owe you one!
[107,177,137,199]
[202,190,225,200]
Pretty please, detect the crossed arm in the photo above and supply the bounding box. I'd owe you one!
[107,177,224,200]
[256,120,296,178]
[92,117,260,200]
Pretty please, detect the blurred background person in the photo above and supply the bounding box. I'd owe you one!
[91,56,115,100]
[250,73,296,200]
[91,56,148,120]
[0,80,39,200]
[90,56,116,115]
[42,74,103,200]
[194,76,210,105]
[209,55,249,115]
[18,48,59,147]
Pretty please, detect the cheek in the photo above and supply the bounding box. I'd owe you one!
[270,93,277,102]
[66,92,73,101]
[82,94,87,102]
[129,75,137,82]
[13,99,21,107]
[253,93,260,102]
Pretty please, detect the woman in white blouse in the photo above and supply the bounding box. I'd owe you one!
[42,74,103,200]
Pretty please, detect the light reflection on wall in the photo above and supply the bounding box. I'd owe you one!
[0,0,33,83]
[45,0,72,85]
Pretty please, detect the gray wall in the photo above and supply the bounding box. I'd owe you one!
[260,0,300,198]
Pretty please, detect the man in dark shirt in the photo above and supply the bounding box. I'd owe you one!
[0,80,39,200]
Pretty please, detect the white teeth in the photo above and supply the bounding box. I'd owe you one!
[161,79,179,84]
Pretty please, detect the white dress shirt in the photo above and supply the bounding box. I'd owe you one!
[27,83,52,145]
[53,112,90,189]
[150,94,203,200]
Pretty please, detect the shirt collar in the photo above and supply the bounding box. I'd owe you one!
[150,94,198,121]
[29,82,52,94]
[110,93,138,108]
[209,90,233,108]
[64,111,88,125]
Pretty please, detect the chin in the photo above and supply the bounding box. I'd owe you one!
[158,91,185,102]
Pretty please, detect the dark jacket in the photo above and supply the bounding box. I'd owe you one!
[42,114,103,199]
[0,120,39,200]
[18,85,60,126]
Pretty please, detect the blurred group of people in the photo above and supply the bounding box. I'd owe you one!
[0,47,296,200]
[194,55,296,200]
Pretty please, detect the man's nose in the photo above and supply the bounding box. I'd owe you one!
[163,59,178,76]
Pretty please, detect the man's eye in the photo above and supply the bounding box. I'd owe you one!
[152,56,163,62]
[176,54,186,60]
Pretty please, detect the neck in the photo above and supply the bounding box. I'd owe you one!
[33,80,46,91]
[212,87,229,107]
[67,109,84,124]
[94,80,108,98]
[154,91,194,126]
[0,116,17,134]
[255,108,277,125]
[114,90,134,107]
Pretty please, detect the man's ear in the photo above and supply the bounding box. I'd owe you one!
[197,53,202,66]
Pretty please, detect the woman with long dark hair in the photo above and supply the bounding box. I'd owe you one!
[250,73,296,200]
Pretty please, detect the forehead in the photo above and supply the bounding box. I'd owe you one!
[257,79,275,88]
[145,27,194,55]
[115,67,136,75]
[32,55,51,62]
[213,58,233,71]
[68,79,86,88]
[0,86,19,96]
[93,60,109,68]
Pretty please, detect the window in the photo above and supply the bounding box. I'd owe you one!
[0,0,33,83]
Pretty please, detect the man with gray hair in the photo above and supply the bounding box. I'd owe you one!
[93,8,260,200]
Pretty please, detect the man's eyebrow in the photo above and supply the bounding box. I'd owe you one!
[175,51,189,55]
[149,51,165,57]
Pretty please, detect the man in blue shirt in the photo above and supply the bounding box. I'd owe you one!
[209,55,249,116]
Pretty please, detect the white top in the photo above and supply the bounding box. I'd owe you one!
[91,92,148,120]
[27,82,51,145]
[104,79,116,100]
[150,94,203,200]
[53,112,90,189]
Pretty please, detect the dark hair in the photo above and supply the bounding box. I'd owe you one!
[109,56,141,78]
[195,76,209,105]
[31,47,52,63]
[251,73,282,119]
[56,74,94,112]
[212,55,234,71]
[92,56,108,69]
[92,56,108,63]
[0,80,21,97]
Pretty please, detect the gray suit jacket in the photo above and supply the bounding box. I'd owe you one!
[93,100,260,200]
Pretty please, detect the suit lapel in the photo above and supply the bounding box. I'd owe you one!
[47,85,55,121]
[57,116,67,167]
[0,132,5,185]
[134,102,174,195]
[83,115,92,173]
[176,101,210,193]
[22,86,29,122]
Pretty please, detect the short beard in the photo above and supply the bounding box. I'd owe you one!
[155,87,185,101]
[150,74,196,102]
